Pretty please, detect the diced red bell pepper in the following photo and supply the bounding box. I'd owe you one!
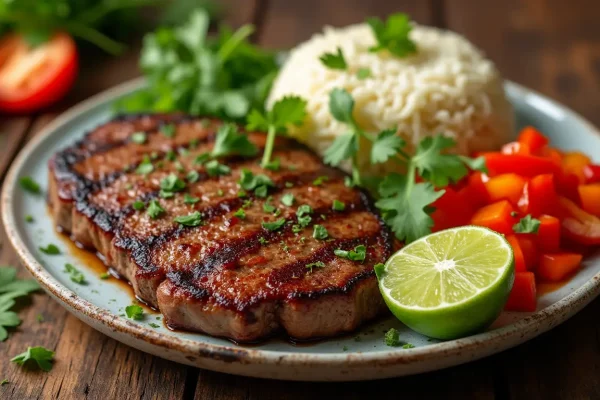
[484,153,559,177]
[536,215,561,252]
[470,200,516,235]
[431,188,473,231]
[583,164,600,184]
[463,172,489,208]
[506,235,527,272]
[556,196,600,245]
[505,272,537,312]
[578,184,600,217]
[517,236,538,270]
[518,126,549,154]
[517,174,557,216]
[502,142,531,155]
[485,173,526,206]
[556,170,581,203]
[537,253,582,282]
[562,151,591,184]
[539,146,562,168]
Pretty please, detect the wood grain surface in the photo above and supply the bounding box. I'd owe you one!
[1,0,599,399]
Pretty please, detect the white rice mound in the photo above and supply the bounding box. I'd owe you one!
[268,23,514,174]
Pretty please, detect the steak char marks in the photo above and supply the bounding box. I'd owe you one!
[48,114,393,341]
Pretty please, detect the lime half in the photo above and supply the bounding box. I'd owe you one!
[375,226,515,340]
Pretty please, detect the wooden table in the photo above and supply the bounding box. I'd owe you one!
[1,0,600,398]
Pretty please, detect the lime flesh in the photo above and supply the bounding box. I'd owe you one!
[375,226,515,340]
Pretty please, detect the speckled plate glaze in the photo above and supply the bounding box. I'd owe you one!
[3,78,600,381]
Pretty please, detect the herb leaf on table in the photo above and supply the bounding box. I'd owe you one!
[0,266,40,341]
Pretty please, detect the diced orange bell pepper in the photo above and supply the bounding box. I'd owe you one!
[537,253,582,282]
[504,272,537,312]
[556,196,600,245]
[484,153,559,177]
[578,184,600,217]
[506,235,527,272]
[562,151,591,184]
[485,173,526,206]
[518,126,549,154]
[583,164,600,184]
[536,215,560,252]
[470,200,516,235]
[502,142,531,155]
[517,174,557,216]
[517,236,538,270]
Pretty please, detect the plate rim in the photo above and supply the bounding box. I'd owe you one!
[3,77,600,372]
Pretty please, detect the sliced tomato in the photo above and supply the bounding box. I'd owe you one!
[484,153,559,177]
[0,32,78,113]
[556,196,600,245]
[504,272,537,312]
[538,253,582,282]
[517,127,548,154]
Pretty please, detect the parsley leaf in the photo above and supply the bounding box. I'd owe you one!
[19,177,41,194]
[211,123,258,158]
[11,346,54,372]
[334,245,367,262]
[136,156,154,175]
[233,209,246,219]
[263,197,276,213]
[0,266,39,341]
[319,47,347,70]
[281,193,295,207]
[131,131,147,144]
[312,225,329,240]
[64,263,86,285]
[125,305,144,320]
[183,194,200,204]
[367,13,417,58]
[384,328,401,347]
[513,215,541,234]
[371,129,405,164]
[356,67,371,79]
[205,160,231,176]
[39,244,60,255]
[132,200,145,211]
[174,211,203,227]
[332,200,345,211]
[262,218,286,232]
[160,173,186,192]
[246,96,307,168]
[238,169,275,197]
[187,170,200,183]
[305,261,326,273]
[297,204,313,217]
[147,200,165,219]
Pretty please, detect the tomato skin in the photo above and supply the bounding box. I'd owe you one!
[504,272,537,312]
[538,253,582,282]
[578,184,600,217]
[518,127,549,154]
[0,33,78,113]
[470,200,516,235]
[518,174,557,216]
[484,153,559,177]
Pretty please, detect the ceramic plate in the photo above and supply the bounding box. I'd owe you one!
[3,78,600,381]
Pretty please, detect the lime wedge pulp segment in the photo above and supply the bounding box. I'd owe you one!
[375,226,515,340]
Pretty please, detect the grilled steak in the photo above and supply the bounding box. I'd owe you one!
[48,114,393,341]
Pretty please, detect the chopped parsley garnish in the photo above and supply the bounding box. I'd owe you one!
[356,67,371,79]
[150,152,159,160]
[332,200,345,211]
[11,346,54,372]
[160,173,186,192]
[189,138,199,148]
[211,123,258,158]
[159,190,175,199]
[174,211,203,227]
[305,261,325,273]
[0,266,39,341]
[513,215,541,234]
[263,197,276,213]
[367,13,417,58]
[262,218,286,232]
[264,158,281,171]
[297,204,313,217]
[149,323,160,328]
[0,379,8,386]
[174,161,185,172]
[280,241,289,252]
[25,215,34,223]
[125,305,144,320]
[217,189,224,196]
[285,182,294,188]
[312,225,329,240]
[147,200,165,219]
[258,237,269,245]
[344,176,354,187]
[342,346,348,351]
[313,176,328,186]
[132,200,145,211]
[242,199,253,209]
[238,169,275,197]
[319,47,347,70]
[246,96,307,168]
[131,131,147,144]
[510,211,519,217]
[36,314,44,322]
[165,150,177,161]
[19,176,41,194]
[160,124,176,138]
[334,245,366,262]
[281,193,295,206]
[135,156,154,175]
[402,343,415,349]
[233,209,246,219]
[183,194,200,204]
[64,263,86,284]
[384,328,401,347]
[194,153,210,165]
[187,170,200,183]
[100,272,110,279]
[205,160,231,177]
[39,244,60,255]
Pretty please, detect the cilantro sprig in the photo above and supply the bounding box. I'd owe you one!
[0,266,40,341]
[11,346,54,372]
[246,96,307,168]
[513,215,541,234]
[319,47,347,70]
[367,13,417,58]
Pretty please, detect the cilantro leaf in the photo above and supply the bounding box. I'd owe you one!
[147,200,165,219]
[183,194,200,204]
[211,124,258,158]
[281,193,295,207]
[329,88,355,124]
[459,155,489,174]
[412,136,468,187]
[371,129,405,164]
[384,328,401,347]
[334,245,367,262]
[131,131,147,144]
[160,174,186,192]
[174,211,203,227]
[39,244,60,255]
[132,200,145,211]
[205,160,231,176]
[305,261,326,273]
[125,305,144,320]
[356,67,372,79]
[324,133,357,167]
[376,174,444,243]
[238,170,275,197]
[19,177,41,194]
[312,225,329,240]
[513,215,541,234]
[233,209,246,219]
[367,13,417,58]
[262,218,286,232]
[136,156,154,175]
[319,47,347,70]
[332,200,345,211]
[64,264,86,285]
[160,124,176,138]
[11,346,54,372]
